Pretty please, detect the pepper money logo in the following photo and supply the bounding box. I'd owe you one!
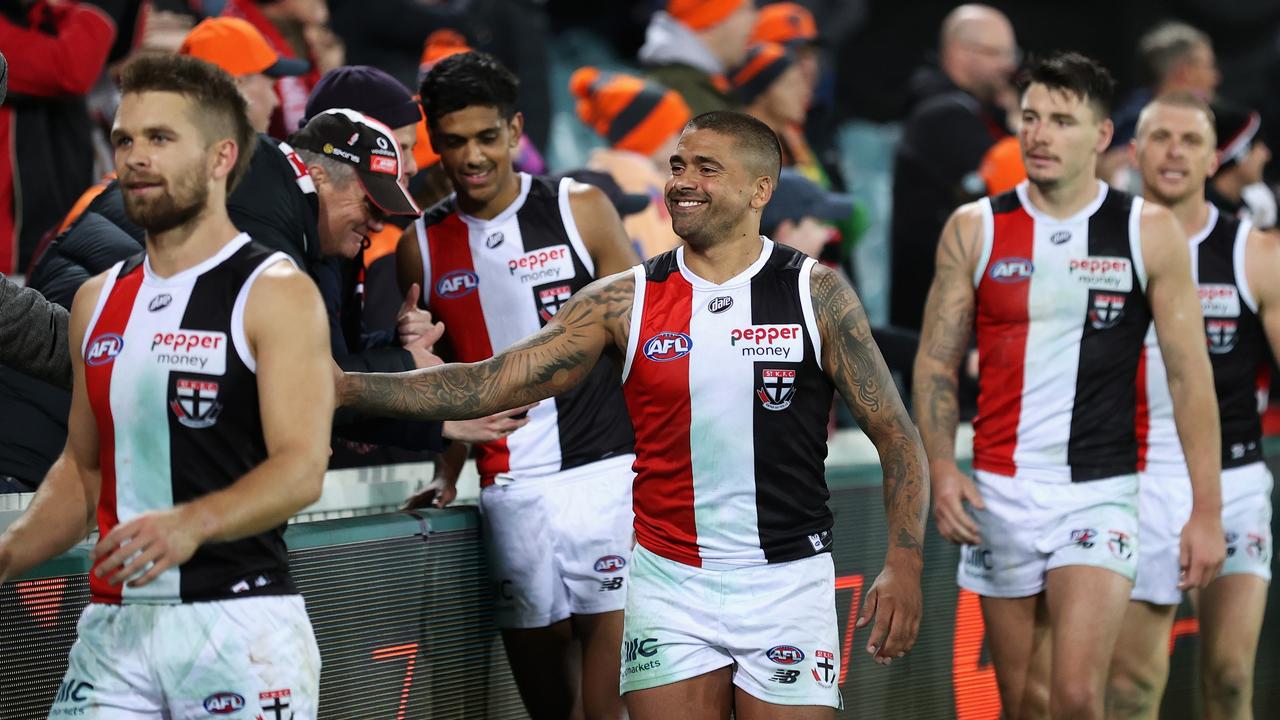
[729,324,804,361]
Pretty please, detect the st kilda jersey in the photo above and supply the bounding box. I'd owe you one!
[418,173,633,485]
[82,234,296,604]
[973,182,1152,482]
[621,239,835,568]
[1139,206,1271,472]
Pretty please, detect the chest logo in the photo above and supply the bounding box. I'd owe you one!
[436,270,479,299]
[758,369,797,411]
[1089,293,1126,330]
[730,324,804,361]
[486,231,505,249]
[538,284,572,322]
[151,330,226,375]
[85,334,124,367]
[1206,319,1238,354]
[708,296,734,314]
[148,294,173,312]
[988,258,1034,283]
[1049,230,1072,245]
[509,244,575,285]
[1199,284,1241,318]
[1069,256,1133,292]
[171,378,222,429]
[643,332,692,362]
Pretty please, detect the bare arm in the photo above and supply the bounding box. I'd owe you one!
[1246,227,1280,369]
[911,205,985,545]
[92,263,335,586]
[0,274,107,582]
[1141,203,1224,588]
[340,271,635,421]
[570,182,642,276]
[811,263,928,663]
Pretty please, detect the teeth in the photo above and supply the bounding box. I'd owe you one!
[677,201,702,207]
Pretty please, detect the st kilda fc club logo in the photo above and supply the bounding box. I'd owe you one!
[538,284,572,322]
[758,368,796,411]
[1089,292,1126,330]
[1206,319,1238,354]
[170,377,222,429]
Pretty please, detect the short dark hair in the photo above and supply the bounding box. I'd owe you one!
[118,54,256,193]
[685,111,782,185]
[419,51,519,126]
[1018,51,1117,121]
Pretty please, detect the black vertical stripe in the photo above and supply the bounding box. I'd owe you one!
[749,245,836,562]
[1066,191,1152,481]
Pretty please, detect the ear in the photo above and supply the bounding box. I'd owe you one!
[1127,137,1137,168]
[209,138,239,183]
[306,162,329,189]
[750,173,775,211]
[1095,117,1115,155]
[507,111,524,148]
[1206,147,1221,178]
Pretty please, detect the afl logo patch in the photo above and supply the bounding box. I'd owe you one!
[707,296,733,314]
[202,692,244,714]
[485,231,505,249]
[85,334,124,366]
[643,332,692,362]
[436,270,479,299]
[988,257,1034,283]
[594,555,626,572]
[148,293,173,312]
[1049,230,1072,245]
[766,645,805,665]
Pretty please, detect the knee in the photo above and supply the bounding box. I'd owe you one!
[1052,679,1104,720]
[1017,678,1051,720]
[1201,661,1251,713]
[1106,667,1162,719]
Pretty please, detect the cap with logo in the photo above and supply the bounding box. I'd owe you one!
[289,108,421,217]
[179,17,309,78]
[667,0,747,31]
[1212,100,1264,171]
[570,67,692,157]
[761,169,854,236]
[731,43,796,105]
[750,2,819,47]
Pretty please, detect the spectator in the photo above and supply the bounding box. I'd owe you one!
[638,0,755,115]
[569,67,688,258]
[731,43,826,184]
[0,0,116,274]
[888,3,1016,331]
[1209,100,1275,228]
[761,167,853,260]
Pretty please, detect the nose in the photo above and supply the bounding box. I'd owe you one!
[401,153,418,183]
[366,217,386,234]
[464,140,485,168]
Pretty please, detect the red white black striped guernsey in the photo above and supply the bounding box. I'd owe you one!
[622,238,835,569]
[417,173,633,485]
[1139,206,1271,472]
[82,234,295,604]
[973,182,1152,483]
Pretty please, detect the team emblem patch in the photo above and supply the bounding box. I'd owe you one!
[1206,319,1238,354]
[1070,528,1097,549]
[1089,293,1126,330]
[259,689,292,720]
[812,649,836,687]
[757,369,797,411]
[170,378,222,429]
[1107,530,1133,561]
[537,284,572,322]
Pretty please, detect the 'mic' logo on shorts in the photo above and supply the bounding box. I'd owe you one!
[766,645,805,665]
[624,637,658,662]
[594,555,626,572]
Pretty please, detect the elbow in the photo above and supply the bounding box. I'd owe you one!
[295,447,330,508]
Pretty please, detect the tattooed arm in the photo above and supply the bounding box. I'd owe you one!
[811,263,928,664]
[339,271,635,420]
[912,204,984,545]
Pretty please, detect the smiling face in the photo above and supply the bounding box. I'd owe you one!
[113,91,217,234]
[1018,83,1112,191]
[1134,101,1217,207]
[665,127,771,249]
[429,104,522,216]
[316,172,385,259]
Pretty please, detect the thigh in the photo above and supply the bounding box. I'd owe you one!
[48,605,166,719]
[734,687,835,720]
[1109,600,1178,684]
[500,620,580,719]
[553,464,635,617]
[1045,566,1133,686]
[1220,464,1273,582]
[161,596,321,720]
[625,666,733,720]
[1132,472,1191,606]
[1198,573,1269,675]
[481,483,565,628]
[979,594,1047,701]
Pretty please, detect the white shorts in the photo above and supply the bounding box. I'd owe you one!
[49,595,320,719]
[619,545,842,709]
[958,471,1140,598]
[480,453,635,629]
[1133,461,1273,605]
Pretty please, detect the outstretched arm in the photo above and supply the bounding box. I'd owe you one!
[810,263,928,665]
[340,271,635,420]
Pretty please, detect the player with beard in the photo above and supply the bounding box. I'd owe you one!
[0,55,332,719]
[914,53,1225,720]
[340,110,929,719]
[1107,93,1278,720]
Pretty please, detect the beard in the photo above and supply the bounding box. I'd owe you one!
[670,199,746,250]
[121,162,208,235]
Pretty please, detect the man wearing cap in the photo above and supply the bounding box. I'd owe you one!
[639,0,756,115]
[760,168,853,261]
[1209,100,1276,229]
[396,51,639,720]
[570,67,690,258]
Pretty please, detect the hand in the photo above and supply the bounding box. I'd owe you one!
[1178,509,1226,590]
[931,461,984,545]
[89,508,204,588]
[403,476,457,510]
[0,540,12,585]
[443,404,537,443]
[856,557,923,665]
[398,284,445,350]
[406,344,444,370]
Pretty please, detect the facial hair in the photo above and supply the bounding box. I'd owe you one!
[122,159,208,235]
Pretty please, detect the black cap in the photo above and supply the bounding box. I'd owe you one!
[761,169,853,236]
[303,65,421,130]
[1213,99,1263,171]
[290,108,421,217]
[558,169,651,217]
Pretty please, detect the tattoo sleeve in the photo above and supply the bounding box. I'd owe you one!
[341,273,635,420]
[912,216,978,467]
[812,265,929,558]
